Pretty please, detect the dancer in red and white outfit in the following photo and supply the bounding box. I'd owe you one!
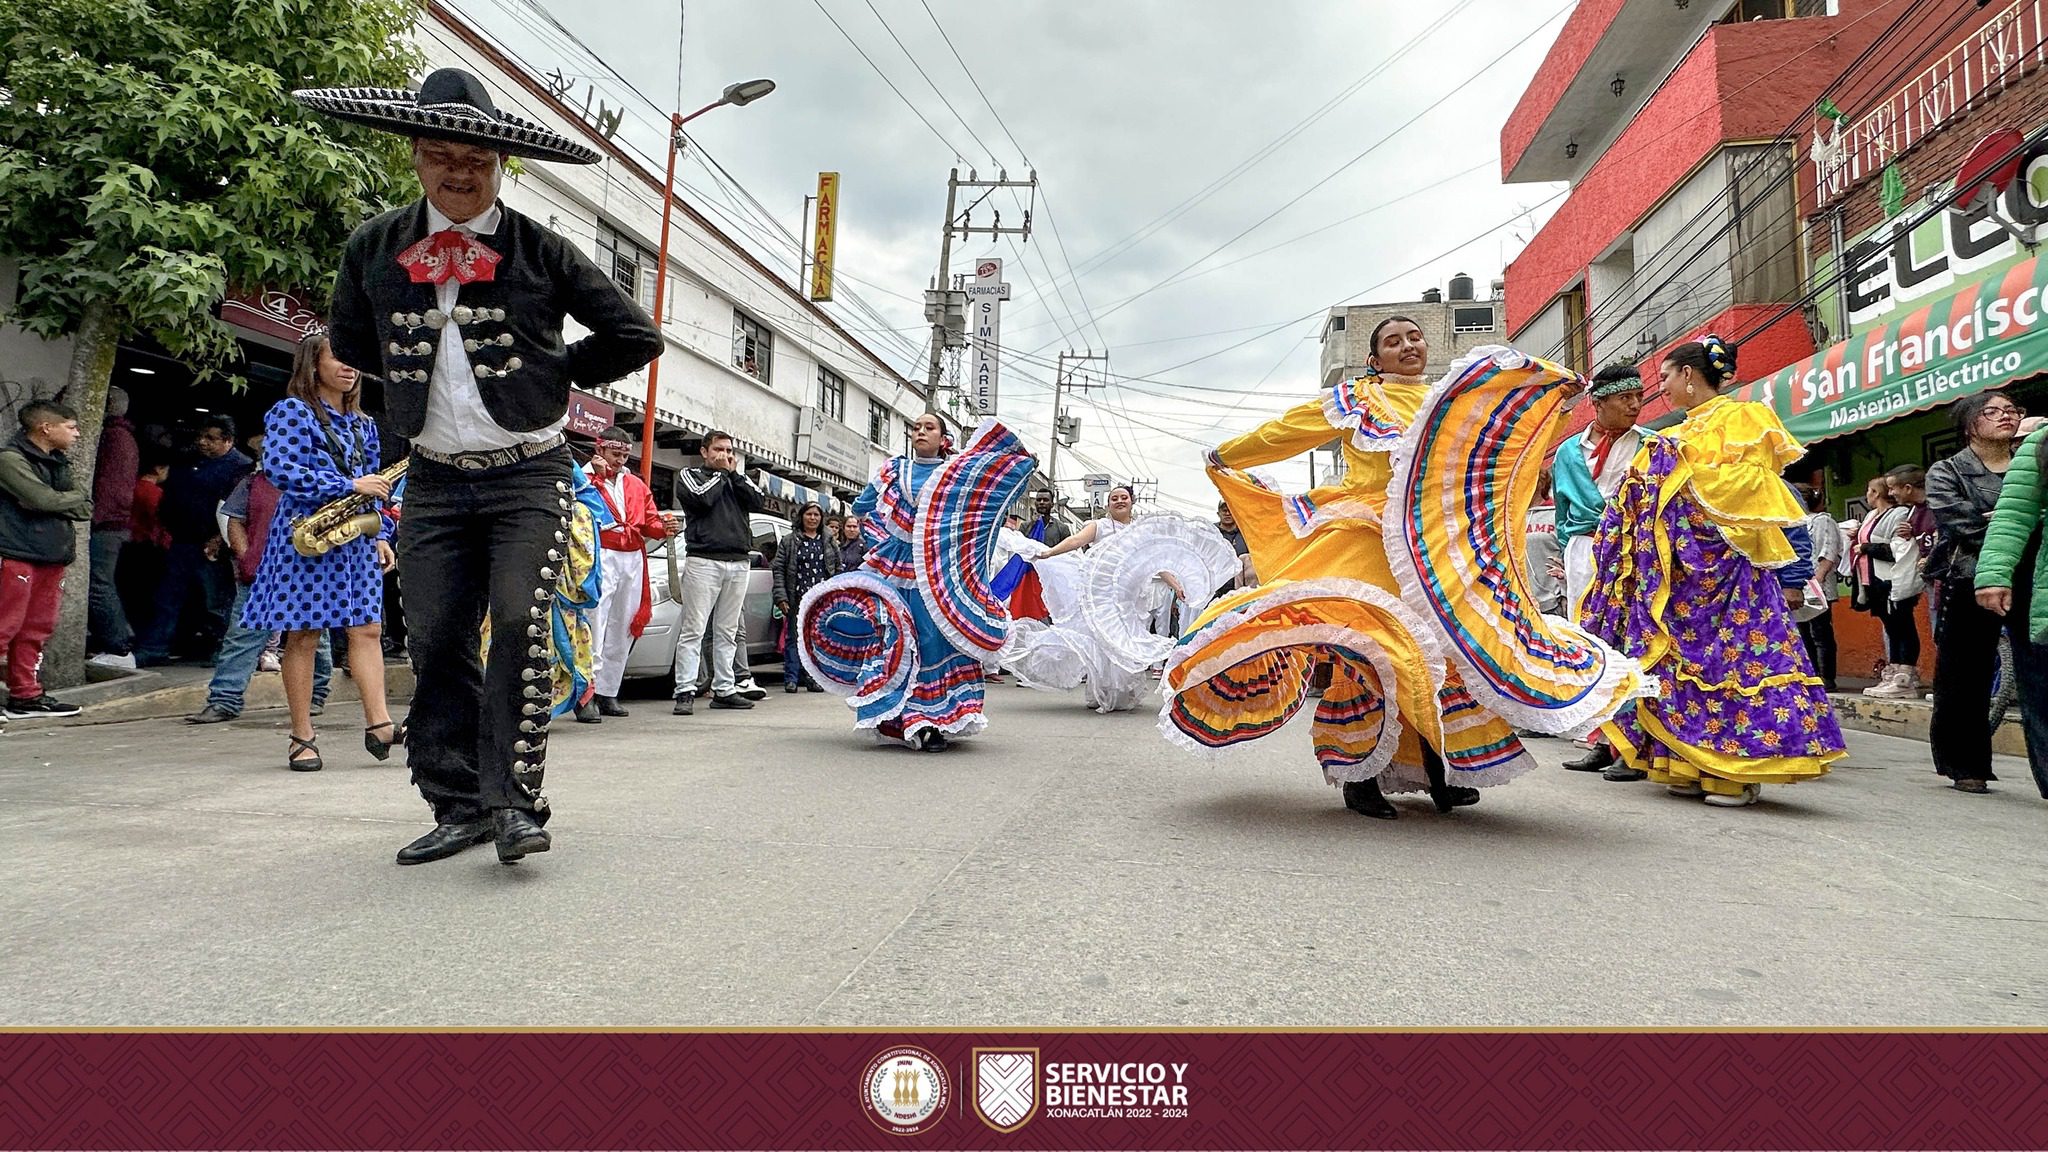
[585,426,675,719]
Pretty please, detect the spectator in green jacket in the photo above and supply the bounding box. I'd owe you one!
[1972,419,2048,798]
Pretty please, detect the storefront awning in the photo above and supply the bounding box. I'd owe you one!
[1733,254,2048,444]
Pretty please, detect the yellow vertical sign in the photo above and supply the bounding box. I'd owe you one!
[810,172,839,301]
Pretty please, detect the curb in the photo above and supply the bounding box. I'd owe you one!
[1828,692,2028,758]
[11,665,417,728]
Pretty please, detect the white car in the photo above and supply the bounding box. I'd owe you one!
[624,512,792,682]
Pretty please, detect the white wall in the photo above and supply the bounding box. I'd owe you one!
[0,258,80,428]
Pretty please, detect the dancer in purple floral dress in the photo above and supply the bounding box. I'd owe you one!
[1580,336,1846,808]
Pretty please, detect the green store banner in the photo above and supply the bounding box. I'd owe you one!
[1735,254,2048,445]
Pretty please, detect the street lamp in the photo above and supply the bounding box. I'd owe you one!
[638,78,778,484]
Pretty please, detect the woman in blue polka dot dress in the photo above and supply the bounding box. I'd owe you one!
[243,331,399,771]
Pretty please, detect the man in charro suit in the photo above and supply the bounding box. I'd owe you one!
[296,68,660,866]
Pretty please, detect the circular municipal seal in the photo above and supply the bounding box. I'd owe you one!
[860,1045,950,1136]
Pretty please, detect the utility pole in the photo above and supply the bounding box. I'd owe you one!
[799,193,812,289]
[1047,348,1106,493]
[923,168,1037,401]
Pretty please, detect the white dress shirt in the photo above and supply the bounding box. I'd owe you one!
[411,201,568,455]
[1581,426,1642,499]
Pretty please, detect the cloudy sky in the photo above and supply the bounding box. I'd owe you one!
[441,0,1571,509]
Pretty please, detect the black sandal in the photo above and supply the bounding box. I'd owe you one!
[288,734,323,772]
[364,720,405,761]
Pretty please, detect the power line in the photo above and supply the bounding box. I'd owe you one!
[804,0,970,161]
[1024,0,1487,297]
[1056,1,1572,338]
[1005,160,1495,338]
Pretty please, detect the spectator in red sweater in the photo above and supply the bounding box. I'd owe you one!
[88,386,140,669]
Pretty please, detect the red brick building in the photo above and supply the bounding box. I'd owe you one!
[1500,0,2048,681]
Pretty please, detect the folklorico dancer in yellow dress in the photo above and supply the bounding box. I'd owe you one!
[1160,319,1651,821]
[1578,335,1846,807]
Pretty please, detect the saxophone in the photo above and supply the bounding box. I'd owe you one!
[291,459,407,558]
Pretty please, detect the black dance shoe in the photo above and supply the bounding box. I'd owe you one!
[1561,745,1616,772]
[1342,778,1397,820]
[596,696,630,718]
[395,820,492,865]
[492,809,552,864]
[1430,785,1481,813]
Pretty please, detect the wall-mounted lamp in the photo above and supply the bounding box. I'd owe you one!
[1611,74,1626,99]
[1565,137,1579,159]
[1676,0,1689,9]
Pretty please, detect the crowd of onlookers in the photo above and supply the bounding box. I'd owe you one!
[5,383,2046,798]
[1757,392,2046,795]
[0,386,406,731]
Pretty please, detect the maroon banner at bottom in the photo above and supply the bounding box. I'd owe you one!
[3,1031,2045,1150]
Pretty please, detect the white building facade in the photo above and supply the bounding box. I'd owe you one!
[420,10,927,513]
[0,5,929,517]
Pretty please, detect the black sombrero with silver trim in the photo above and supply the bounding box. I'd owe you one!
[292,67,600,165]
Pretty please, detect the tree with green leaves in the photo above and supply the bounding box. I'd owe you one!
[0,0,421,687]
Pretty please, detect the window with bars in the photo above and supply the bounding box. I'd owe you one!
[732,311,772,383]
[818,367,847,422]
[867,399,888,447]
[1451,305,1497,333]
[595,223,657,313]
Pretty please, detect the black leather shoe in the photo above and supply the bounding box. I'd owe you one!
[185,704,238,724]
[574,699,602,724]
[1562,745,1617,772]
[673,694,694,715]
[596,696,629,718]
[493,809,551,863]
[916,729,950,753]
[1602,764,1648,782]
[710,693,755,710]
[1430,784,1481,813]
[395,820,491,865]
[1342,778,1397,820]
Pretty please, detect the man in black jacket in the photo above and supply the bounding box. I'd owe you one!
[0,400,92,720]
[299,68,660,866]
[670,430,763,715]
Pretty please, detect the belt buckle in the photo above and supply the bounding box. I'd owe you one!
[456,454,488,472]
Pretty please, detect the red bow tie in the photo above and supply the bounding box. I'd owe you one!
[396,229,501,286]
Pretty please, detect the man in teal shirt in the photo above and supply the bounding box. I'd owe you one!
[1552,364,1646,777]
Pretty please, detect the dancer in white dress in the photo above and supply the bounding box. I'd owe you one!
[1004,484,1239,713]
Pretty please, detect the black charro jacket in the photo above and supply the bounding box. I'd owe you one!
[328,199,661,439]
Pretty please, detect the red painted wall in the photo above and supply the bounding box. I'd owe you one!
[1505,16,1882,337]
[1551,304,1813,440]
[1499,0,1630,178]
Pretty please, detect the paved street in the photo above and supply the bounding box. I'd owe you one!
[3,680,2044,1027]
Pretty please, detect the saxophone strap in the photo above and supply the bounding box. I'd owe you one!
[314,412,368,476]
